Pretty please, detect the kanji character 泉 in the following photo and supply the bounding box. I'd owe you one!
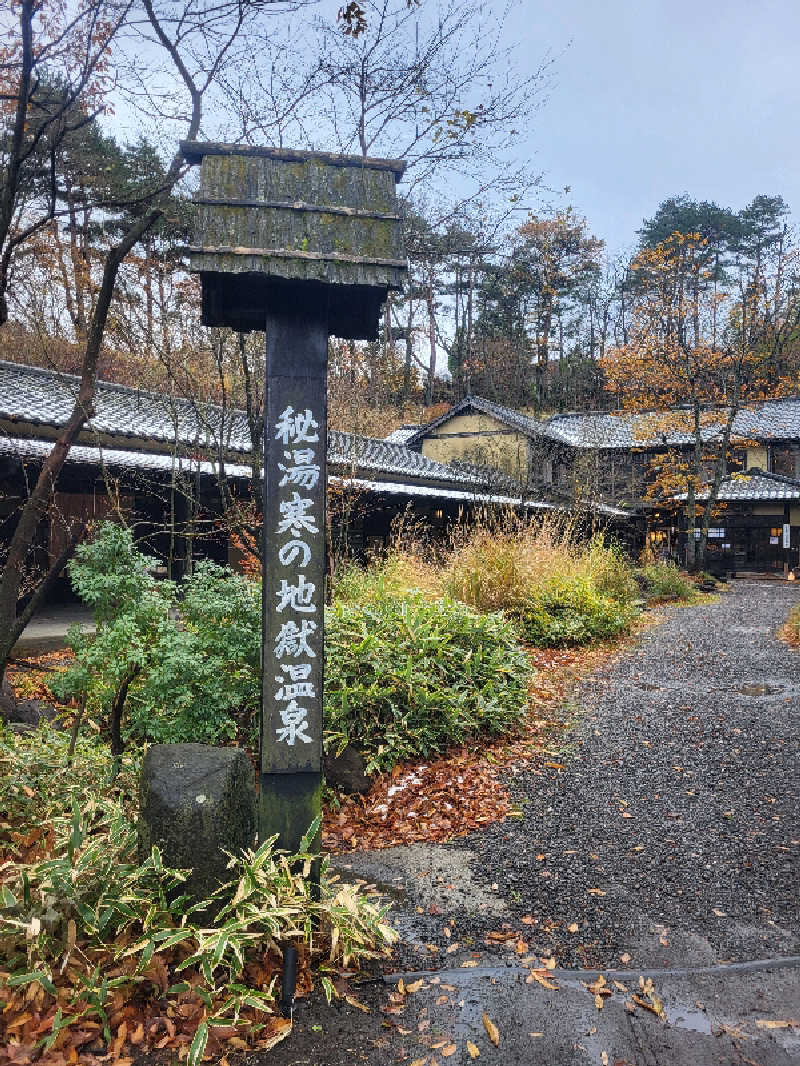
[274,406,319,446]
[276,700,313,745]
[274,619,317,659]
[276,574,316,613]
[278,539,311,567]
[278,448,320,490]
[277,492,319,537]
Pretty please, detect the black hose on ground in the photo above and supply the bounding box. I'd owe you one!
[280,945,298,1019]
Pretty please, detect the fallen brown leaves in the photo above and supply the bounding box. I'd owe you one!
[322,750,513,852]
[778,619,800,648]
[323,642,622,853]
[6,651,73,703]
[0,953,298,1066]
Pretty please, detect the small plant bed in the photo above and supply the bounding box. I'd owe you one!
[638,562,702,604]
[323,641,625,853]
[325,592,532,773]
[0,728,396,1065]
[779,603,800,647]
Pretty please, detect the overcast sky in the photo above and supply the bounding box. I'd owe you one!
[510,0,800,256]
[113,0,799,259]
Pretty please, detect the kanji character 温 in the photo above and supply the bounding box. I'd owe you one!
[275,680,316,701]
[277,663,312,681]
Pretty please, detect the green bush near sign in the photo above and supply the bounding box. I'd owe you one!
[324,593,532,772]
[54,524,531,768]
[516,575,637,647]
[51,527,261,748]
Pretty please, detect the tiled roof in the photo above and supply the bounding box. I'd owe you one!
[690,468,800,502]
[0,435,630,517]
[0,358,533,490]
[730,400,800,441]
[0,362,630,516]
[384,425,420,444]
[0,434,255,481]
[0,360,496,488]
[0,359,251,452]
[404,395,545,448]
[335,476,556,510]
[407,392,800,451]
[546,402,800,449]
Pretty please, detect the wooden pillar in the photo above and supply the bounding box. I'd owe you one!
[258,308,328,863]
[784,500,792,576]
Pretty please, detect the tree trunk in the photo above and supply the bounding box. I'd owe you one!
[0,0,35,327]
[403,299,413,404]
[426,265,436,405]
[686,394,703,571]
[0,523,85,676]
[466,255,474,396]
[110,666,139,758]
[0,210,158,684]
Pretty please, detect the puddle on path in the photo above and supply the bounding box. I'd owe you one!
[738,682,784,697]
[664,1000,713,1035]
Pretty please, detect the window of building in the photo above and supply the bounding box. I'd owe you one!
[771,446,798,477]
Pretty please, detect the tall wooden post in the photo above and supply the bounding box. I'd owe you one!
[260,309,327,857]
[180,141,406,861]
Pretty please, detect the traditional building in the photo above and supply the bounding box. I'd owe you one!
[405,393,800,573]
[0,361,628,598]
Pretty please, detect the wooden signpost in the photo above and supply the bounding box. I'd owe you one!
[181,142,406,858]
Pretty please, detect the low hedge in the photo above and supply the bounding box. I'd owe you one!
[639,562,695,602]
[516,576,637,647]
[324,592,532,772]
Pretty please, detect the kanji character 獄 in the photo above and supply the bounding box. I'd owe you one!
[274,619,317,658]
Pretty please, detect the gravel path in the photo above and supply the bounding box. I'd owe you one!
[48,583,796,1066]
[262,582,800,1065]
[464,580,800,970]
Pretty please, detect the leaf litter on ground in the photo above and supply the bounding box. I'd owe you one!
[323,643,623,853]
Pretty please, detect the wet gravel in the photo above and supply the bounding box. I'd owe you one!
[456,581,800,970]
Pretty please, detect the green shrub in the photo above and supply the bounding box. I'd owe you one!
[324,592,532,772]
[131,561,261,744]
[639,562,695,602]
[332,551,440,604]
[585,537,640,606]
[442,519,640,648]
[53,525,261,748]
[517,575,636,647]
[0,727,395,1054]
[61,526,531,768]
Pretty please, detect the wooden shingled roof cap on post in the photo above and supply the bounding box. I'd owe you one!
[179,141,407,340]
[180,140,407,174]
